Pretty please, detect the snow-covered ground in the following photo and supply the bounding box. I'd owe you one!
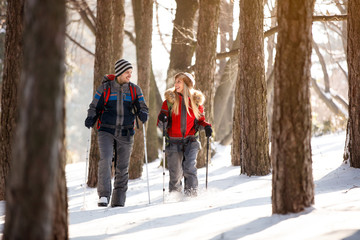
[1,132,360,239]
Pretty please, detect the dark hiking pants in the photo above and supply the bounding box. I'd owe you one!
[97,131,134,206]
[166,139,200,193]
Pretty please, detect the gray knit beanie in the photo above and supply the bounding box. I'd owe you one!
[115,59,133,77]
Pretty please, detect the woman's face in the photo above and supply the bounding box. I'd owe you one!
[174,77,184,94]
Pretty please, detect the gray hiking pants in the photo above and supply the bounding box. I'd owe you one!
[166,139,201,192]
[97,131,134,206]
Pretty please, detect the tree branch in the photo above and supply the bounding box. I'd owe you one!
[313,14,347,22]
[155,0,170,54]
[311,78,347,118]
[67,0,96,35]
[65,33,95,56]
[124,30,136,45]
[216,15,347,59]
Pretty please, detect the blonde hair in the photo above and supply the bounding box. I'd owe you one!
[172,73,201,119]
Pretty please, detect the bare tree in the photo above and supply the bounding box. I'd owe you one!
[111,0,125,63]
[195,0,221,168]
[217,0,233,80]
[147,64,163,162]
[3,0,67,238]
[214,31,239,146]
[232,0,270,176]
[265,1,277,140]
[347,0,360,168]
[166,0,198,88]
[129,0,153,179]
[52,97,68,239]
[0,0,24,201]
[215,12,347,145]
[271,0,315,214]
[67,0,96,35]
[0,0,7,85]
[87,0,114,187]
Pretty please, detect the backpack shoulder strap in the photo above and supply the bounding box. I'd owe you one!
[129,82,137,103]
[103,86,111,106]
[129,82,139,129]
[102,74,115,106]
[97,75,113,129]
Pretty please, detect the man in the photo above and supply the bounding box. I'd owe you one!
[85,59,148,207]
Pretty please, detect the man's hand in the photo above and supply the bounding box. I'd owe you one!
[139,110,148,123]
[85,116,96,129]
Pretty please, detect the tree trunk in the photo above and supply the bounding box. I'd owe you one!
[311,77,347,118]
[88,0,113,187]
[0,2,6,85]
[195,0,220,168]
[3,0,66,238]
[266,1,277,141]
[217,0,233,82]
[52,99,69,239]
[166,0,198,88]
[111,0,125,63]
[312,40,330,92]
[0,0,24,201]
[271,0,315,214]
[347,0,360,168]
[232,0,270,176]
[129,0,153,179]
[214,31,240,145]
[147,62,162,162]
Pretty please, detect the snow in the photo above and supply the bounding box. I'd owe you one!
[1,131,360,239]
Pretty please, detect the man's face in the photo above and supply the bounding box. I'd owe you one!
[117,69,132,84]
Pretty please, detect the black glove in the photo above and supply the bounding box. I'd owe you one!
[85,116,96,129]
[205,125,212,137]
[158,112,168,122]
[138,110,148,123]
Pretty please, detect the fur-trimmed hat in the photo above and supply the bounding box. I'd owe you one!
[115,59,132,77]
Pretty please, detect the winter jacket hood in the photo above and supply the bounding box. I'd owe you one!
[164,87,205,106]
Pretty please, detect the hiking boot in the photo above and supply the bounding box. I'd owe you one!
[184,188,197,197]
[98,196,109,207]
[111,203,124,208]
[111,189,126,207]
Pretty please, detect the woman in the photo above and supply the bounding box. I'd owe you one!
[157,72,212,197]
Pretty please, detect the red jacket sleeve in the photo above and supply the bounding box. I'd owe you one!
[157,100,169,127]
[197,105,211,127]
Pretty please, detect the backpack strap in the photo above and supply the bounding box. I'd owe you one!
[97,79,112,129]
[129,82,139,129]
[129,82,137,103]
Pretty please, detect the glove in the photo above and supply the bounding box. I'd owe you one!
[85,116,96,129]
[205,125,212,137]
[158,112,168,122]
[138,110,148,123]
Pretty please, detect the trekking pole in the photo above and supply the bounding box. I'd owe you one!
[82,130,91,210]
[142,123,151,204]
[206,136,210,189]
[162,116,167,203]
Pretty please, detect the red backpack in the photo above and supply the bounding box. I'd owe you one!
[97,74,138,129]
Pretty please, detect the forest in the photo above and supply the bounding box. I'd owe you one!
[0,0,359,239]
